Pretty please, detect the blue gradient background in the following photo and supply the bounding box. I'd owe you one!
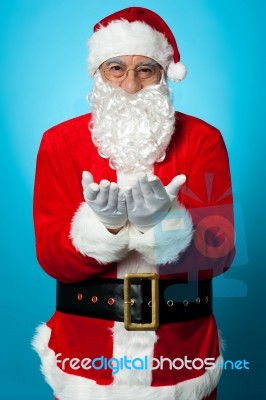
[1,0,265,399]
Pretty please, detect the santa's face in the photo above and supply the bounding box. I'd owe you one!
[99,55,162,94]
[89,56,175,173]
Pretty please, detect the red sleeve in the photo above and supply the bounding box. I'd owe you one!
[33,128,115,283]
[158,114,235,280]
[177,123,235,280]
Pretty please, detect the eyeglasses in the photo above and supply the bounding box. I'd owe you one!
[102,63,162,83]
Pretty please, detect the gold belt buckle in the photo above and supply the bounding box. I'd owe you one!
[124,273,159,331]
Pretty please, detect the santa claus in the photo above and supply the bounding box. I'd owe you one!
[32,7,235,400]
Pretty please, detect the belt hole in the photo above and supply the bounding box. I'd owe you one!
[148,301,152,308]
[205,296,209,303]
[77,293,83,301]
[183,300,188,306]
[167,300,174,307]
[196,297,201,304]
[108,298,115,306]
[91,296,98,303]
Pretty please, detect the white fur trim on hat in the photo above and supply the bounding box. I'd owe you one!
[88,20,174,76]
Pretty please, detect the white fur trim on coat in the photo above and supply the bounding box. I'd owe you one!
[32,323,222,400]
[70,202,129,264]
[114,254,158,387]
[128,201,193,265]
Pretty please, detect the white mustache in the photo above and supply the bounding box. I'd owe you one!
[89,73,175,173]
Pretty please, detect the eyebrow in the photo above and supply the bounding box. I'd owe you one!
[105,58,126,66]
[136,61,158,67]
[104,58,159,68]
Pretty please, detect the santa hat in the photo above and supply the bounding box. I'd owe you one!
[88,7,186,82]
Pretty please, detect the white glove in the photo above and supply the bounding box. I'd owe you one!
[82,171,127,229]
[124,173,186,232]
[165,174,186,201]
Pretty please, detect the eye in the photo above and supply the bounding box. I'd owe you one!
[107,64,126,77]
[137,66,155,79]
[110,65,123,72]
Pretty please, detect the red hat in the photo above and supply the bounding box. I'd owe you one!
[88,7,186,82]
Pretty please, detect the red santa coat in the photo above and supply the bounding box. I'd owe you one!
[32,112,235,400]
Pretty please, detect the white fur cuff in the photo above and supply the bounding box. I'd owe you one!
[128,202,193,265]
[70,202,129,264]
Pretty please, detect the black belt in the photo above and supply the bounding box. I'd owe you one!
[56,274,212,331]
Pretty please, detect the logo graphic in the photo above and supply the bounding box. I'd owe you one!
[154,173,248,298]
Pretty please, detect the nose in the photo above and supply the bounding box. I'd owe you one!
[120,70,142,94]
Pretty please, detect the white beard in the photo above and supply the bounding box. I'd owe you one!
[89,72,176,173]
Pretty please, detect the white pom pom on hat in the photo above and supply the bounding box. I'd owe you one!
[167,60,187,82]
[88,7,186,83]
